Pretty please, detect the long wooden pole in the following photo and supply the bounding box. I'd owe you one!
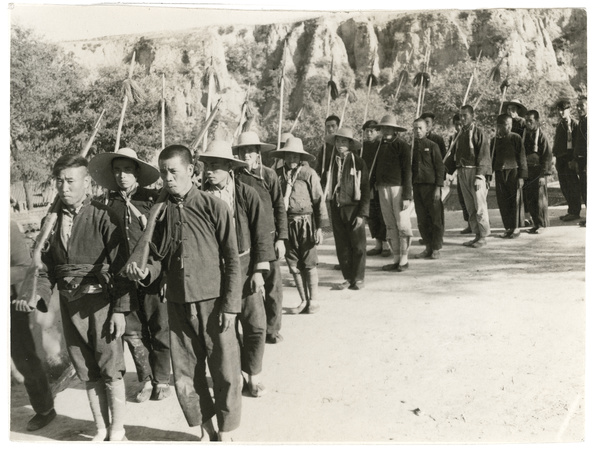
[277,41,287,149]
[114,52,136,152]
[161,74,166,149]
[462,49,483,106]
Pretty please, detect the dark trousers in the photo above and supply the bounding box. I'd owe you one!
[168,300,242,432]
[11,305,54,414]
[238,254,266,376]
[456,178,470,222]
[285,214,318,271]
[263,259,283,336]
[495,169,521,230]
[556,155,582,216]
[523,166,549,228]
[123,290,171,385]
[367,190,387,242]
[59,293,125,382]
[578,158,587,206]
[413,184,444,251]
[331,203,367,283]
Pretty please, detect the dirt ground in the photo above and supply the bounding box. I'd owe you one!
[9,205,590,447]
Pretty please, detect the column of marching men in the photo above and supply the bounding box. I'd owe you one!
[11,95,587,440]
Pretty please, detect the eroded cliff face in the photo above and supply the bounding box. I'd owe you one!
[59,8,586,128]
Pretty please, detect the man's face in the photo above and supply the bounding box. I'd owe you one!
[558,107,570,120]
[159,156,193,196]
[204,159,231,188]
[507,105,519,118]
[55,166,90,208]
[112,158,139,191]
[497,118,512,137]
[414,121,427,139]
[577,100,587,117]
[284,153,301,169]
[525,115,539,131]
[237,146,260,169]
[325,120,339,135]
[364,128,378,143]
[423,117,434,132]
[381,126,396,141]
[335,137,351,155]
[460,109,473,127]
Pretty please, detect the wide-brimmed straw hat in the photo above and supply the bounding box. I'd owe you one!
[232,131,276,153]
[89,148,159,191]
[325,127,361,151]
[269,137,315,161]
[375,114,407,132]
[501,99,527,117]
[196,140,248,169]
[279,132,294,146]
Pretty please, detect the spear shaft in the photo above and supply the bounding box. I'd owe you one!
[114,52,136,152]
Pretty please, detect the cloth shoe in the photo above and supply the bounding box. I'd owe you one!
[26,409,57,431]
[266,332,284,344]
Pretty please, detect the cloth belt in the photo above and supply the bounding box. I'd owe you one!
[55,263,111,302]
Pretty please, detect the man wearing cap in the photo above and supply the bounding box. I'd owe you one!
[125,144,242,441]
[327,127,370,290]
[233,132,288,344]
[445,105,492,248]
[272,137,328,313]
[412,119,444,259]
[553,99,581,222]
[574,97,587,227]
[371,114,412,271]
[89,148,171,403]
[315,115,341,191]
[361,120,389,257]
[502,100,528,136]
[14,154,134,441]
[490,114,528,238]
[522,109,552,234]
[199,140,274,399]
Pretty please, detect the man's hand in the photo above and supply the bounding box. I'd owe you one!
[352,216,364,229]
[433,187,442,201]
[274,240,286,260]
[539,177,546,187]
[518,178,524,189]
[474,178,486,192]
[12,299,35,313]
[315,228,323,245]
[109,312,126,340]
[126,262,149,282]
[401,200,411,211]
[250,272,265,296]
[219,311,237,333]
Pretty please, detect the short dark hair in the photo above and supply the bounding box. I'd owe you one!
[111,157,140,170]
[414,118,427,127]
[325,115,340,126]
[420,112,435,121]
[556,100,571,110]
[362,119,378,130]
[526,110,540,121]
[52,154,88,177]
[497,113,512,124]
[460,105,474,115]
[452,113,461,122]
[159,145,193,165]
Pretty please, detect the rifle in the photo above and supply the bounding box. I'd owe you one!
[18,109,105,309]
[126,98,223,273]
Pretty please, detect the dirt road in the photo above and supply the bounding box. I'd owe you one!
[10,206,588,445]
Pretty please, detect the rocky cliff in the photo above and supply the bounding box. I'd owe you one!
[58,8,587,136]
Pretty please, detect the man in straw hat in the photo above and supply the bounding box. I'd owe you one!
[445,105,492,248]
[326,127,370,290]
[198,140,274,399]
[490,114,528,238]
[14,154,134,441]
[125,144,242,441]
[89,148,171,403]
[502,99,528,136]
[412,118,445,259]
[271,136,328,313]
[361,120,390,257]
[553,99,582,222]
[371,114,413,271]
[522,109,552,234]
[233,131,288,345]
